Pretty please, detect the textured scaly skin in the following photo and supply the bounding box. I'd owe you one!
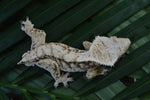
[18,18,131,87]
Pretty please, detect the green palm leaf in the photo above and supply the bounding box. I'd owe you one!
[112,73,150,100]
[0,0,150,99]
[76,41,150,97]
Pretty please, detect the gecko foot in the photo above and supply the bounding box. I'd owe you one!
[54,73,73,88]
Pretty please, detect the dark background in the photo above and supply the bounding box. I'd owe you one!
[0,0,150,100]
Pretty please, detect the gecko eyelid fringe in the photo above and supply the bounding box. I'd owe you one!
[18,17,131,88]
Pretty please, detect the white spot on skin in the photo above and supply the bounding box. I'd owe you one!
[70,63,76,68]
[79,63,85,68]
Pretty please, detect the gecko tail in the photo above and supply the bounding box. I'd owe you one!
[21,17,46,49]
[21,17,34,32]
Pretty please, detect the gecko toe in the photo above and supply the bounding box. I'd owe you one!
[63,82,69,88]
[54,81,59,88]
[68,77,74,82]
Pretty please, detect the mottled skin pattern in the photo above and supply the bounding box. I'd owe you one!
[18,18,131,87]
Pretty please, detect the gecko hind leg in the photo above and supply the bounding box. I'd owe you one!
[54,73,73,88]
[37,59,73,88]
[86,66,111,79]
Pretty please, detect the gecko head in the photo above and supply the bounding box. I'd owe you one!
[111,36,131,56]
[21,17,34,31]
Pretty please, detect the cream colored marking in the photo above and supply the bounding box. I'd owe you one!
[50,44,54,57]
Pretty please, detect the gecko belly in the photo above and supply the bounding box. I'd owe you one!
[36,58,95,72]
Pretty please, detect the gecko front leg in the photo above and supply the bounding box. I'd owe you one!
[36,59,73,88]
[83,41,92,50]
[86,66,111,79]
